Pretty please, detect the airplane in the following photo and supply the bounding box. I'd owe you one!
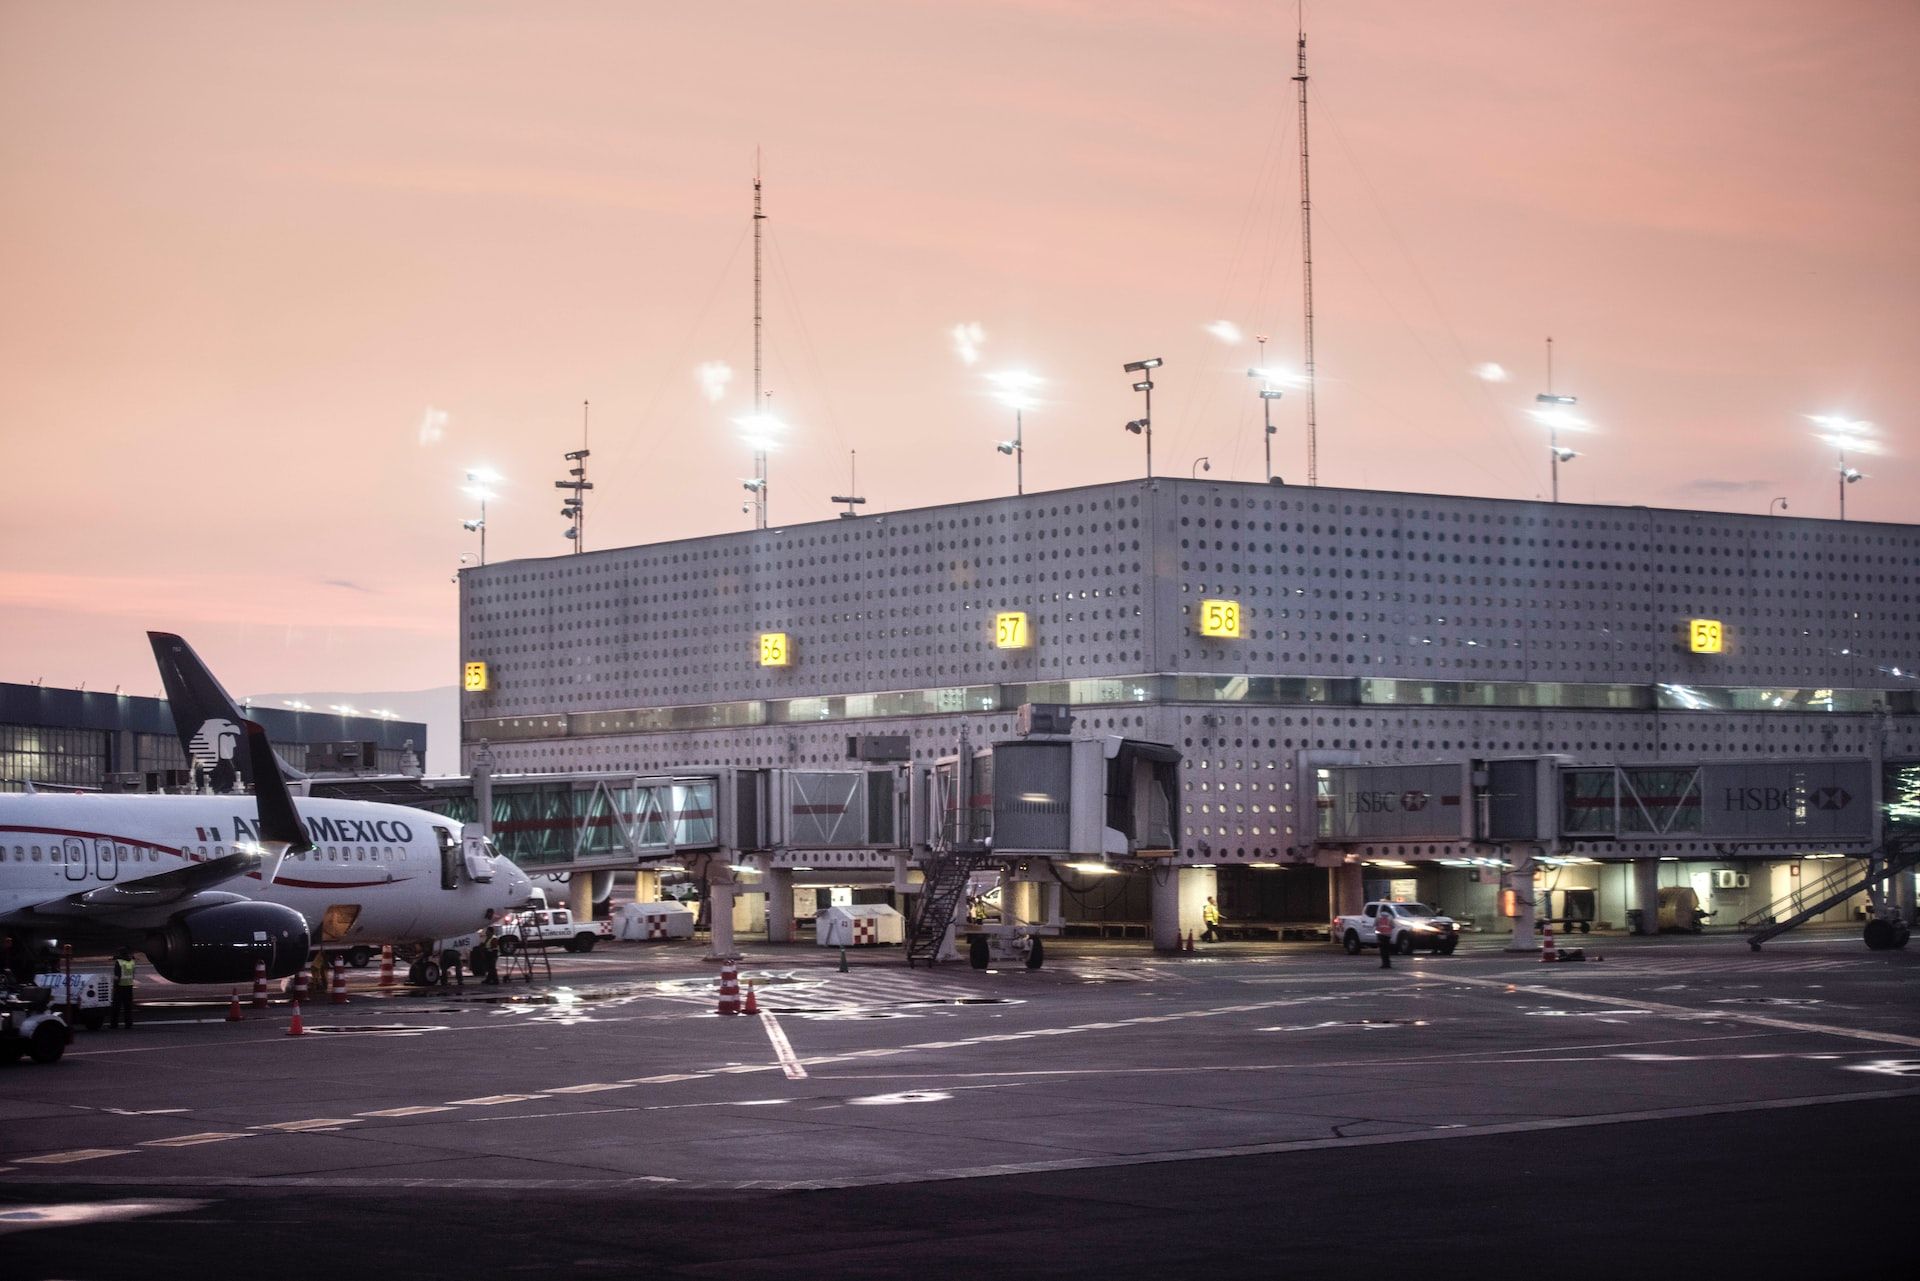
[150,630,307,791]
[0,656,531,985]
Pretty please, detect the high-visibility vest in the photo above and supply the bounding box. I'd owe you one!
[114,958,136,987]
[1203,903,1221,924]
[1375,912,1393,936]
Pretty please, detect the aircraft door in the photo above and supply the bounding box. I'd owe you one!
[62,838,87,881]
[93,839,119,882]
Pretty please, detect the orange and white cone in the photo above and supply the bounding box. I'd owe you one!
[1540,923,1557,963]
[1185,930,1196,954]
[716,965,741,1015]
[379,945,395,988]
[743,981,760,1016]
[293,966,310,1002]
[330,961,349,1004]
[251,960,269,1009]
[286,1002,305,1036]
[227,990,244,1022]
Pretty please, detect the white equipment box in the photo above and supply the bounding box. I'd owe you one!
[614,900,697,941]
[816,904,904,947]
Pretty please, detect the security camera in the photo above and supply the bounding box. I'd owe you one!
[996,442,1015,456]
[462,519,484,532]
[1552,447,1577,462]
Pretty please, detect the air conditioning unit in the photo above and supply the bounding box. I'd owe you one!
[1714,868,1738,889]
[1735,873,1751,889]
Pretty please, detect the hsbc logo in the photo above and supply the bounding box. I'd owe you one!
[1809,787,1852,811]
[1400,791,1430,811]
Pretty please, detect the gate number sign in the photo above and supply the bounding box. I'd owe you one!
[1198,599,1243,639]
[1688,619,1724,654]
[994,611,1030,649]
[758,632,792,667]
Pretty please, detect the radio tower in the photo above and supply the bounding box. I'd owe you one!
[1293,16,1318,486]
[751,154,769,529]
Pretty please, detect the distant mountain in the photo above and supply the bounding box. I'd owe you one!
[248,685,459,776]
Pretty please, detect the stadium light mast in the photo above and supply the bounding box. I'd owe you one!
[1123,358,1162,478]
[556,401,592,553]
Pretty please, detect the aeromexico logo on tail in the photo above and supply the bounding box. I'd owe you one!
[188,717,243,790]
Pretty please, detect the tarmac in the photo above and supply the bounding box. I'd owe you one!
[2,927,1914,1278]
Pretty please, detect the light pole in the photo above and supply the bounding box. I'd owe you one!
[1809,415,1873,521]
[1191,457,1211,478]
[987,371,1041,495]
[1247,344,1284,482]
[1770,497,1789,516]
[1123,358,1162,478]
[464,469,500,565]
[1533,337,1580,503]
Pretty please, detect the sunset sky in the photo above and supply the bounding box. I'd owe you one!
[3,1,1915,700]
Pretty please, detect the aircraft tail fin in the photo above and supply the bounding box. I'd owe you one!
[147,631,306,789]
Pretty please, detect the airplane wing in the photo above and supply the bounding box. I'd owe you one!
[0,852,259,931]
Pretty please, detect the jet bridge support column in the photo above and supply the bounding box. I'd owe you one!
[1506,848,1539,952]
[766,868,795,944]
[1631,857,1661,936]
[1150,865,1182,952]
[567,874,593,923]
[705,866,738,960]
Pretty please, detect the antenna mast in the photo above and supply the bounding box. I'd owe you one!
[751,152,768,529]
[1293,16,1318,487]
[557,400,592,553]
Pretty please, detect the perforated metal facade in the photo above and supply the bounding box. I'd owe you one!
[459,480,1919,864]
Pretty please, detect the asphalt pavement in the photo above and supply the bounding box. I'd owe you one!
[2,929,1914,1278]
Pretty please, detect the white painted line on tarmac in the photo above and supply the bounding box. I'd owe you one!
[252,1118,361,1132]
[14,1149,135,1165]
[445,1094,544,1106]
[356,1106,457,1118]
[759,1012,807,1080]
[138,1132,254,1148]
[543,1083,636,1095]
[1435,972,1920,1048]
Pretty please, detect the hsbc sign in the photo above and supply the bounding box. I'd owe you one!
[1317,764,1467,842]
[1703,761,1872,840]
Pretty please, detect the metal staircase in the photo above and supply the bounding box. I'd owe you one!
[906,854,987,968]
[1745,838,1920,951]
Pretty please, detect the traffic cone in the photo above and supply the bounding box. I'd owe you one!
[743,981,760,1016]
[226,990,244,1022]
[716,965,741,1015]
[251,960,268,1009]
[285,1002,305,1036]
[378,945,395,988]
[293,966,310,1002]
[1540,923,1557,963]
[330,961,349,1004]
[1185,930,1195,953]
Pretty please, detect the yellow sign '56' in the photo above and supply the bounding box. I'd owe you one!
[758,632,792,667]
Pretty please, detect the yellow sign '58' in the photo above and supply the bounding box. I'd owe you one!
[1198,599,1243,638]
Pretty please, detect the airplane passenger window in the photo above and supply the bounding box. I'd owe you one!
[32,846,42,860]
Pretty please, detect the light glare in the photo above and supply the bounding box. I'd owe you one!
[1475,362,1510,382]
[951,322,985,365]
[696,361,734,403]
[1205,320,1243,344]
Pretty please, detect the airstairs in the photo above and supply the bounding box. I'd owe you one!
[1743,838,1920,951]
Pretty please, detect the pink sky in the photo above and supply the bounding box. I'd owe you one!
[2,0,1915,698]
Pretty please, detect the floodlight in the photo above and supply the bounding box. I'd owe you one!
[1132,380,1153,392]
[996,441,1015,456]
[1260,390,1284,400]
[1535,393,1578,406]
[1125,419,1146,435]
[1122,358,1163,373]
[1551,446,1577,462]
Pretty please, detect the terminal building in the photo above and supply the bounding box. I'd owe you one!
[455,479,1920,944]
[0,682,427,794]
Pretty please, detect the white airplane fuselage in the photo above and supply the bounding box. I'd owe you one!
[0,792,531,952]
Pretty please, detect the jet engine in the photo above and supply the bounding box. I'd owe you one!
[145,902,312,984]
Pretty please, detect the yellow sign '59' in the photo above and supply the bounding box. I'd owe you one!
[1687,619,1724,654]
[1197,599,1243,639]
[993,611,1030,649]
[758,632,792,667]
[462,661,489,692]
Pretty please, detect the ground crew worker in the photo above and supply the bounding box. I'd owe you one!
[1201,896,1222,943]
[1375,903,1395,969]
[110,947,137,1028]
[477,930,501,985]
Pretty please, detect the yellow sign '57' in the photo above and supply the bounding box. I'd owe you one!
[994,611,1030,649]
[1198,599,1243,638]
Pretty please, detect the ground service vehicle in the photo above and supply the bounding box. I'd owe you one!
[1335,901,1460,955]
[1,981,69,1064]
[497,907,611,954]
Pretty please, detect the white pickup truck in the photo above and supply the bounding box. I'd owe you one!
[497,907,613,954]
[1334,901,1460,956]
